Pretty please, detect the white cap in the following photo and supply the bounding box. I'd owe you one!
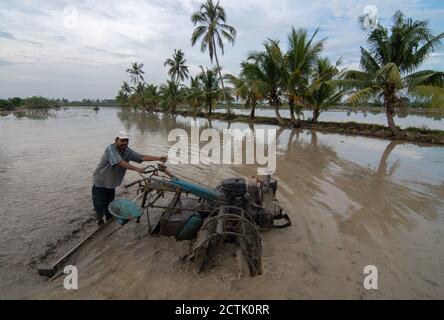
[116,130,130,140]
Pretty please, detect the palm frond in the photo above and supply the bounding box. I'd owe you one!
[408,85,444,107]
[329,78,374,92]
[404,70,444,87]
[191,26,207,46]
[346,86,381,105]
[342,70,373,81]
[412,32,444,69]
[375,62,401,85]
[360,47,380,73]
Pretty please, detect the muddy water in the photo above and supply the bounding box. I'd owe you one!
[0,107,443,299]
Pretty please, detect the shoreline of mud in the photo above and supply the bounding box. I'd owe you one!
[159,109,444,146]
[217,104,444,115]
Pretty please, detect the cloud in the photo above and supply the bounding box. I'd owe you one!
[0,58,14,66]
[0,31,16,39]
[0,0,443,99]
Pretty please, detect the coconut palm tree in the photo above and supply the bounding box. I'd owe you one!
[336,11,444,135]
[159,80,183,113]
[191,0,237,115]
[306,57,344,122]
[225,74,249,112]
[284,27,326,124]
[116,81,132,105]
[164,49,190,84]
[132,82,149,109]
[121,81,132,96]
[244,39,286,124]
[143,84,160,110]
[126,62,145,86]
[226,64,263,119]
[184,76,204,114]
[135,82,145,95]
[198,66,222,115]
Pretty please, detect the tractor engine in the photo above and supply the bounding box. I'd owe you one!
[217,175,283,229]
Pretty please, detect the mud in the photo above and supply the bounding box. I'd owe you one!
[0,107,443,299]
[173,109,444,145]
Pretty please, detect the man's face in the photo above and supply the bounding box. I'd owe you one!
[116,138,129,151]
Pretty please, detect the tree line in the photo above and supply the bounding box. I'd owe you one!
[0,96,60,110]
[0,97,121,110]
[116,0,444,136]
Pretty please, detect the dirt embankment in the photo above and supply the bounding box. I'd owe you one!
[161,109,444,146]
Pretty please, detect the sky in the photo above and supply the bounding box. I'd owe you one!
[0,0,443,100]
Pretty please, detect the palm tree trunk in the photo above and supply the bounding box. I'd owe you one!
[312,107,320,123]
[294,96,312,127]
[250,100,256,119]
[272,96,285,125]
[288,96,297,124]
[212,40,231,117]
[385,100,399,136]
[208,98,212,116]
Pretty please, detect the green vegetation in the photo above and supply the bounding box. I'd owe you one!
[0,96,61,110]
[0,97,23,110]
[2,1,443,141]
[198,66,225,115]
[191,0,237,115]
[114,3,443,139]
[225,67,263,119]
[62,99,118,106]
[284,27,328,124]
[159,80,182,113]
[116,60,224,115]
[164,49,190,84]
[306,57,344,122]
[334,11,444,136]
[0,97,118,111]
[22,96,54,109]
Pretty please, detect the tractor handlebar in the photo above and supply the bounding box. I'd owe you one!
[124,163,169,188]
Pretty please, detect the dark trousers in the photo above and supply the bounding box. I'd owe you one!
[92,185,115,221]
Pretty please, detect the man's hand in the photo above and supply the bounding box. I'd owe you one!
[141,155,168,162]
[136,167,145,174]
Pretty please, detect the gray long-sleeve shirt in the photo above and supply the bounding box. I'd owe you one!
[92,144,143,189]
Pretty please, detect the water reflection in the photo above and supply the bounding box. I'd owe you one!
[1,106,443,298]
[213,108,444,130]
[182,112,443,238]
[13,109,55,120]
[281,130,442,237]
[373,141,401,177]
[117,108,169,134]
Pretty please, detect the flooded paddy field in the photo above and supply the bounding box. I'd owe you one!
[214,107,444,131]
[0,107,443,299]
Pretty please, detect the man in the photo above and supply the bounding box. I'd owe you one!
[92,131,167,225]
